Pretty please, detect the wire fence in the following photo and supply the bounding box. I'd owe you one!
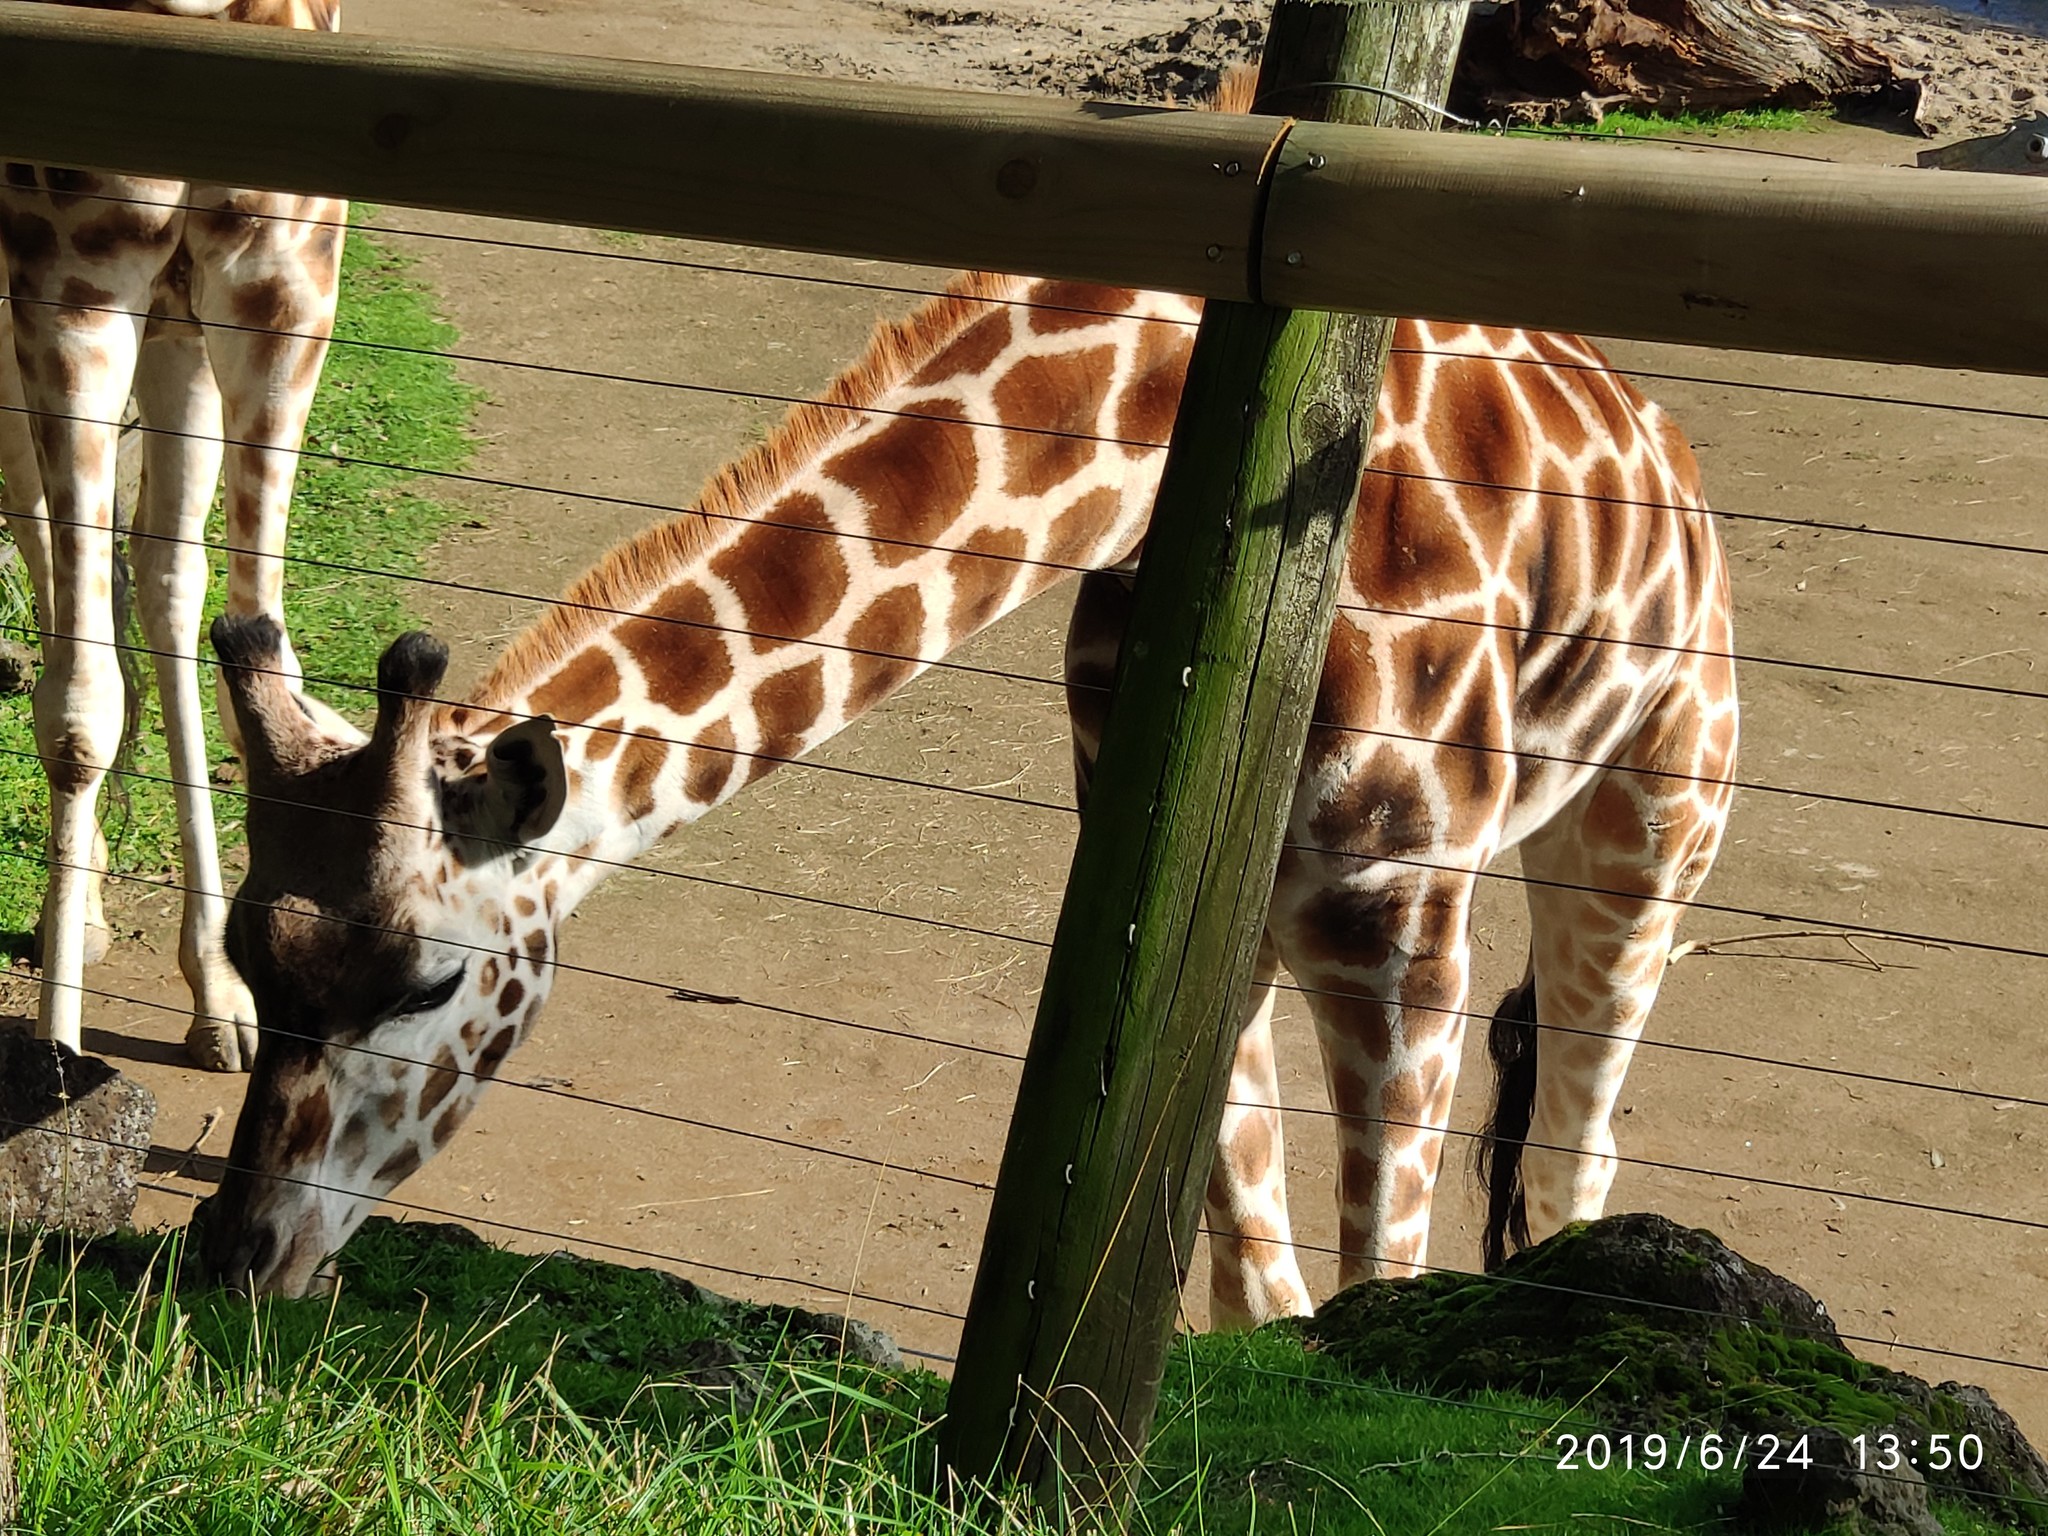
[4,159,2046,1485]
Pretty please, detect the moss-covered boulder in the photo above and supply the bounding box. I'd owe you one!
[1300,1213,2048,1529]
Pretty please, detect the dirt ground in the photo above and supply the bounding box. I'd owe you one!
[44,0,2048,1442]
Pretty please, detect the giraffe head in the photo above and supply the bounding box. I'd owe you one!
[198,616,569,1295]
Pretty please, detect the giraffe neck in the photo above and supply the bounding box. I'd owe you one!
[454,275,1199,905]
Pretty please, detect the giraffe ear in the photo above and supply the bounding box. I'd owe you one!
[212,614,325,781]
[449,715,568,853]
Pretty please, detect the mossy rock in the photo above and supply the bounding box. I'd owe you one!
[1300,1213,2048,1529]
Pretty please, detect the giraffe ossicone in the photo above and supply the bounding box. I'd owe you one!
[0,0,346,1073]
[198,235,1737,1310]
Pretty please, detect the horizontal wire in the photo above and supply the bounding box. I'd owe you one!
[26,284,2048,478]
[1,294,1168,455]
[61,846,2046,1151]
[112,1167,2048,1515]
[1284,844,2048,965]
[1269,1101,2048,1235]
[1248,976,2048,1115]
[64,836,2048,1138]
[14,650,2043,990]
[0,734,1067,955]
[57,967,2048,1390]
[24,188,2048,431]
[5,410,2044,835]
[129,1145,2040,1527]
[11,312,2048,574]
[6,616,2045,1104]
[37,976,996,1195]
[10,396,2046,735]
[40,953,2046,1382]
[15,851,1030,1063]
[19,1114,966,1322]
[10,577,2043,859]
[22,186,2048,1472]
[1188,1228,2048,1381]
[31,848,2040,1235]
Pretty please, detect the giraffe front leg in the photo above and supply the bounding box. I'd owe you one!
[1281,868,1479,1284]
[187,195,349,753]
[1203,936,1313,1328]
[133,309,255,1072]
[0,290,56,634]
[10,297,143,1052]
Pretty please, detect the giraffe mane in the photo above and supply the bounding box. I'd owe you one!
[476,67,1261,710]
[476,269,1032,704]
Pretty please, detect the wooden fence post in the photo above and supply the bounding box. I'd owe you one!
[939,0,1470,1512]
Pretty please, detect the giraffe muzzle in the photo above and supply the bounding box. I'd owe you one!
[193,1194,279,1295]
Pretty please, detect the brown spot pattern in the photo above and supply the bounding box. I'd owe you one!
[531,648,622,721]
[419,1045,461,1118]
[1044,486,1122,568]
[477,1028,517,1081]
[374,1146,422,1186]
[584,718,627,761]
[1025,281,1136,333]
[282,1086,332,1164]
[823,409,977,566]
[1115,320,1193,454]
[684,717,739,806]
[845,586,924,715]
[750,659,826,778]
[909,311,1013,386]
[992,345,1116,497]
[618,582,732,714]
[709,494,847,652]
[946,527,1025,638]
[615,730,669,821]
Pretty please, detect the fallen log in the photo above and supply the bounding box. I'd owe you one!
[1453,0,1921,123]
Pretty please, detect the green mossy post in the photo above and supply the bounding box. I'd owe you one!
[939,0,1470,1513]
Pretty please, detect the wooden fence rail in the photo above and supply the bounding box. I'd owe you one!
[2,1,2046,374]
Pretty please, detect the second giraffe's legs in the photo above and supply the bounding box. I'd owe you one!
[1203,935,1313,1328]
[7,273,147,1051]
[133,304,257,1072]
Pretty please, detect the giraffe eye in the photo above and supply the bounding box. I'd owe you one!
[402,970,465,1018]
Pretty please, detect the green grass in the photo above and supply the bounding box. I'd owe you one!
[0,221,475,947]
[8,1219,2029,1534]
[1510,105,1827,138]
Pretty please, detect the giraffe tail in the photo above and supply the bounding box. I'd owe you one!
[1478,974,1540,1271]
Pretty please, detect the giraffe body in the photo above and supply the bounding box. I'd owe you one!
[0,0,346,1070]
[201,261,1736,1303]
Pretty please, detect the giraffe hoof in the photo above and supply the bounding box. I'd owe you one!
[186,1017,259,1073]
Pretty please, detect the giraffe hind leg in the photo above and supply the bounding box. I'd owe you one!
[1480,720,1734,1265]
[132,303,258,1072]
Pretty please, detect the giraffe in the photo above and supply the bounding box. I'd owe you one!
[0,0,348,1071]
[194,261,1738,1302]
